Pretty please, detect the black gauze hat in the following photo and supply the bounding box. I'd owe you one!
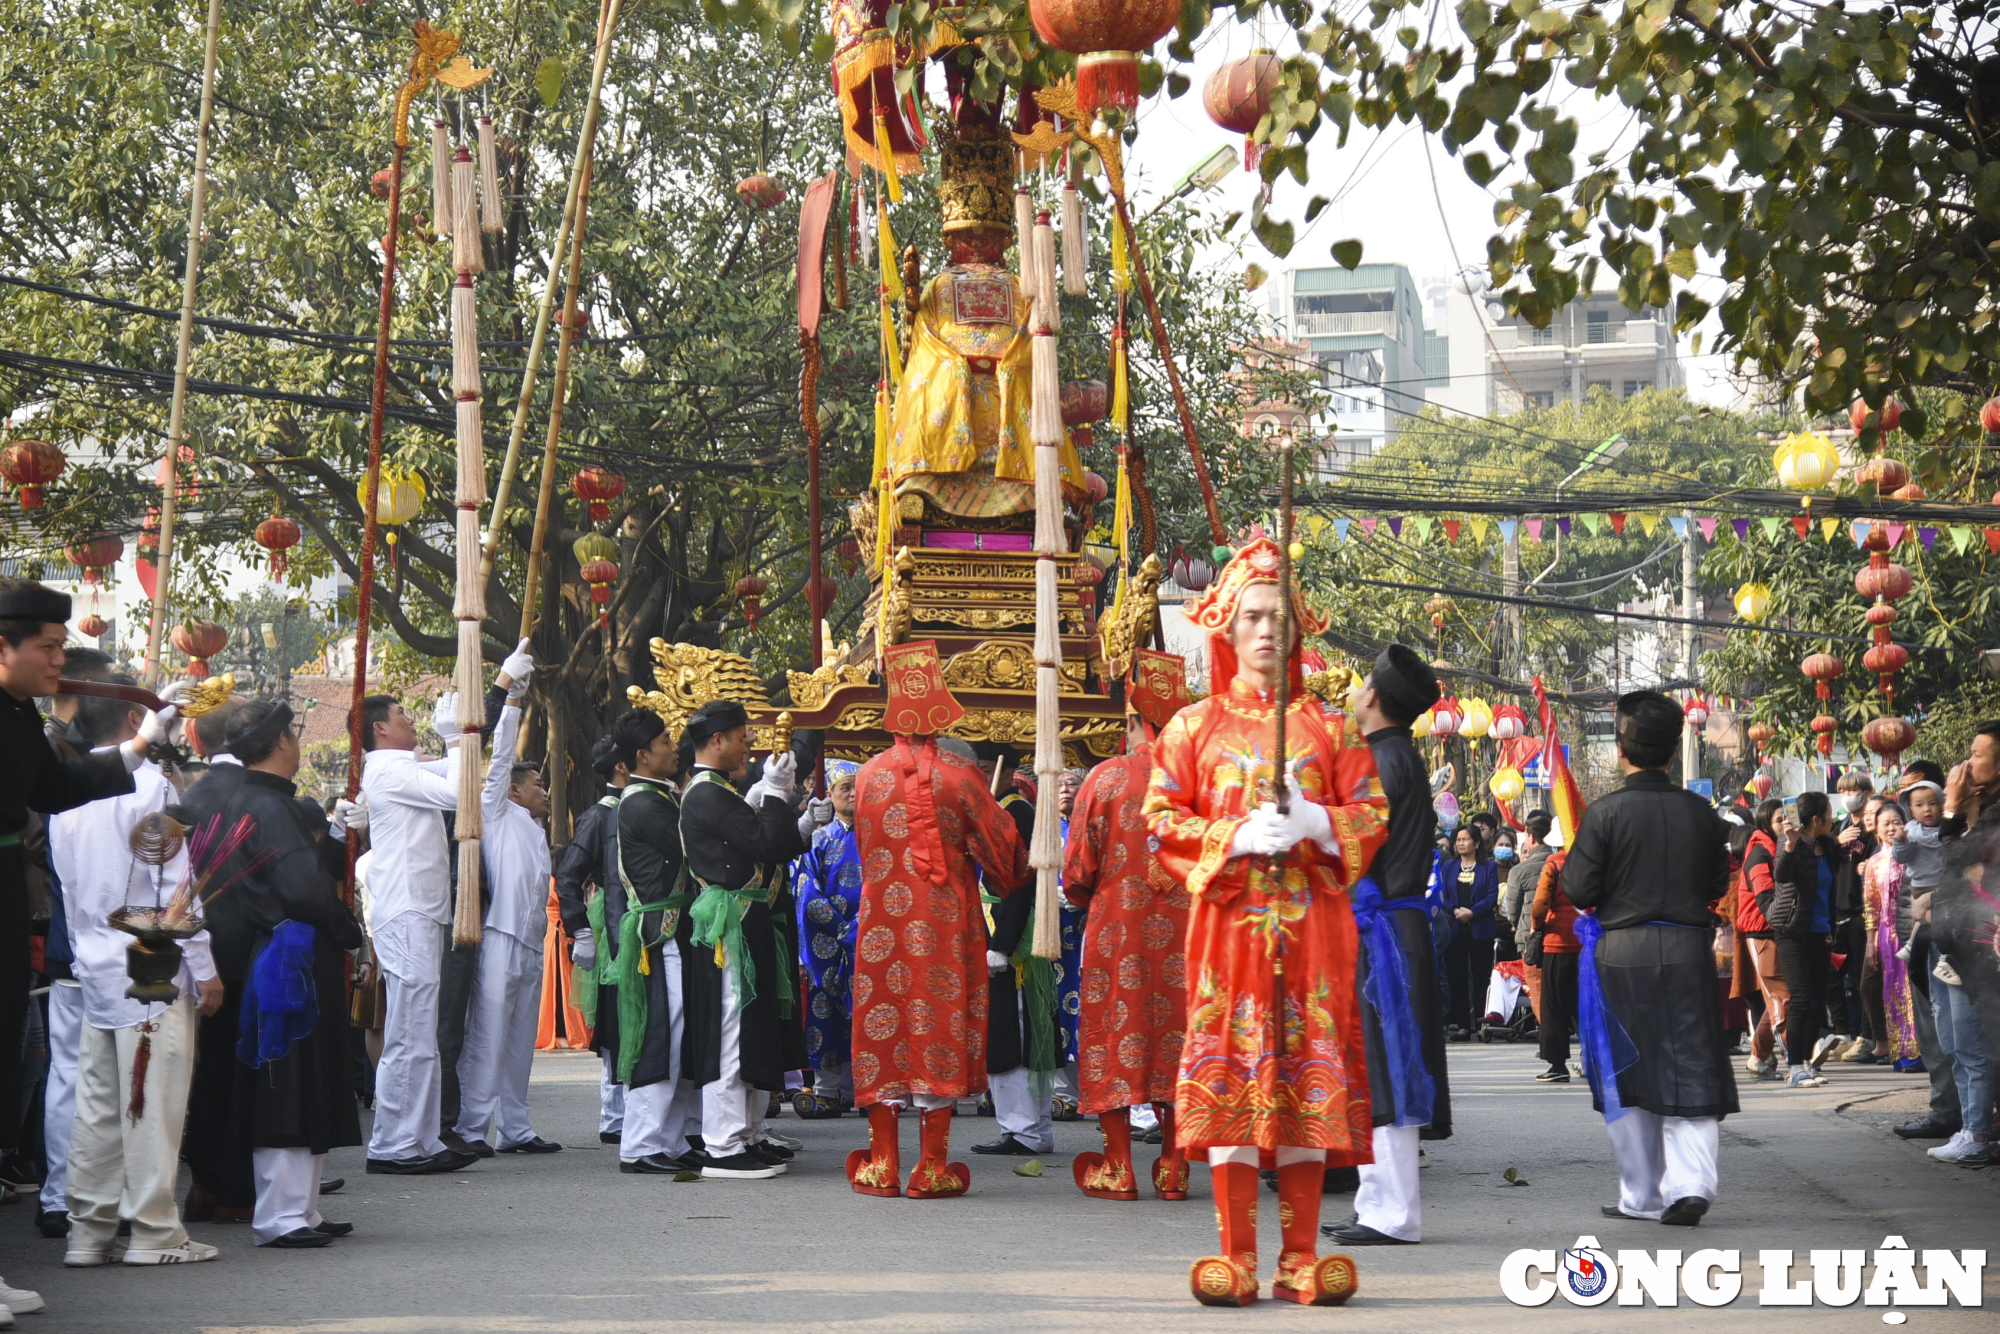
[1371,644,1441,726]
[0,583,70,625]
[1615,690,1683,748]
[683,699,750,745]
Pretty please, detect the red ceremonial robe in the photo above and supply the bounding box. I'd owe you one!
[851,737,1030,1105]
[1144,677,1389,1158]
[1063,742,1190,1113]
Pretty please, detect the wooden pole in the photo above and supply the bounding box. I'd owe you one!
[1274,438,1294,817]
[142,0,224,688]
[1110,192,1226,550]
[481,0,625,589]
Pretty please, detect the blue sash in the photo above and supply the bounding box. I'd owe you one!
[1350,876,1436,1128]
[237,920,317,1069]
[1574,912,1642,1123]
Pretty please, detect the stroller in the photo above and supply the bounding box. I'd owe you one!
[1477,959,1537,1043]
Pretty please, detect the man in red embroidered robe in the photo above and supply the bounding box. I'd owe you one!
[1065,649,1193,1203]
[1144,537,1389,1307]
[845,641,1030,1198]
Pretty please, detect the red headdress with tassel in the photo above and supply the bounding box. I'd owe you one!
[1182,536,1329,695]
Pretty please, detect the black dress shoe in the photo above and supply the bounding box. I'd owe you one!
[1137,1126,1163,1145]
[1660,1196,1709,1227]
[260,1227,335,1248]
[457,1138,496,1159]
[366,1155,443,1175]
[439,1131,473,1154]
[970,1134,1039,1156]
[747,1140,794,1164]
[619,1153,681,1174]
[312,1220,355,1237]
[1893,1117,1959,1139]
[35,1208,69,1238]
[498,1137,564,1154]
[429,1149,479,1173]
[599,1131,622,1144]
[1320,1213,1358,1235]
[1326,1221,1417,1246]
[318,1178,345,1195]
[1601,1204,1649,1219]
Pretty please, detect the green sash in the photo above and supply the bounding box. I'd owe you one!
[569,796,619,1021]
[980,890,1060,1074]
[680,770,794,1017]
[609,781,692,1086]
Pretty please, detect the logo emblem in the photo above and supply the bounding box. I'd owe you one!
[1559,1245,1617,1305]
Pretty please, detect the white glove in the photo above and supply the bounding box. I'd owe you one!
[125,679,192,768]
[1058,888,1080,913]
[500,637,534,700]
[431,691,462,743]
[759,751,798,803]
[1269,776,1336,853]
[986,949,1011,976]
[570,928,597,972]
[806,797,834,829]
[1230,805,1287,859]
[331,796,366,837]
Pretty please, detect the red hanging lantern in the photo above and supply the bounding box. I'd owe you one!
[1801,652,1843,700]
[254,515,301,577]
[1746,720,1775,755]
[1060,380,1108,426]
[1863,715,1916,766]
[1854,559,1913,602]
[1682,696,1710,729]
[1848,396,1903,437]
[1203,50,1284,172]
[1751,770,1775,800]
[735,174,787,210]
[570,465,626,523]
[1810,713,1839,758]
[77,613,108,639]
[807,572,839,616]
[1854,456,1909,494]
[0,439,65,508]
[170,619,228,679]
[65,534,124,585]
[1862,642,1909,677]
[563,306,591,340]
[1028,0,1182,116]
[1864,602,1898,629]
[734,571,769,630]
[371,167,395,199]
[573,533,618,628]
[157,442,198,503]
[1983,397,2000,447]
[1490,701,1529,740]
[1072,560,1104,590]
[835,536,861,575]
[1082,471,1109,506]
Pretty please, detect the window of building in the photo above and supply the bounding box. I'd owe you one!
[1295,291,1395,315]
[1525,390,1556,409]
[1529,325,1555,346]
[1623,379,1653,397]
[1586,309,1612,344]
[1254,415,1280,436]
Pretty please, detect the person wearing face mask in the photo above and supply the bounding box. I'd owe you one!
[1490,831,1520,963]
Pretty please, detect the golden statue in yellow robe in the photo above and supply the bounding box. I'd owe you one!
[887,121,1083,525]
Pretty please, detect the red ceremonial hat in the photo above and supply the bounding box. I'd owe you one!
[882,639,966,736]
[1183,536,1329,695]
[1126,647,1190,730]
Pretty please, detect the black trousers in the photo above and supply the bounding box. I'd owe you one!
[1444,934,1495,1031]
[0,851,31,1153]
[185,980,255,1207]
[1538,951,1578,1066]
[1776,934,1832,1065]
[1833,917,1870,1039]
[436,938,479,1130]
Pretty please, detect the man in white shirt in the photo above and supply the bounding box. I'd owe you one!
[360,642,532,1173]
[54,680,223,1267]
[453,672,562,1154]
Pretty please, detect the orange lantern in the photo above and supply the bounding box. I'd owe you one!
[77,613,108,639]
[1854,456,1909,494]
[1849,396,1902,437]
[570,465,626,523]
[65,534,124,585]
[1746,720,1775,756]
[0,439,65,508]
[1203,50,1284,171]
[734,571,769,631]
[1028,0,1182,116]
[735,174,786,210]
[171,619,228,678]
[255,515,301,577]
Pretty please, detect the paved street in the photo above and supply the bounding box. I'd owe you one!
[4,1042,1993,1333]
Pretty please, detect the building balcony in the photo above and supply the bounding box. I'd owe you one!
[1291,310,1398,338]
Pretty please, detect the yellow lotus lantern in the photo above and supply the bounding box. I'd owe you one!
[1412,708,1433,739]
[1773,430,1841,492]
[1489,765,1525,803]
[1459,697,1493,740]
[1733,581,1772,622]
[359,467,427,542]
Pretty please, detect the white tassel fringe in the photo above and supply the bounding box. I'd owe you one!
[1062,184,1085,297]
[477,116,504,233]
[431,120,454,237]
[1014,188,1037,302]
[454,837,484,946]
[1034,560,1060,665]
[453,509,486,618]
[451,281,482,398]
[1032,214,1060,333]
[450,149,482,273]
[455,402,487,508]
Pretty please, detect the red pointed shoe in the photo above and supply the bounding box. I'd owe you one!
[904,1107,969,1199]
[1152,1154,1189,1200]
[846,1105,901,1197]
[1273,1252,1359,1306]
[1072,1150,1139,1201]
[1190,1256,1259,1307]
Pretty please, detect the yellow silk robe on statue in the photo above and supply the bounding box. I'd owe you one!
[888,263,1084,519]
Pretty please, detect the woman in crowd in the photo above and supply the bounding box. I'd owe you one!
[1862,801,1919,1068]
[1441,824,1501,1040]
[1736,798,1790,1081]
[1775,791,1840,1088]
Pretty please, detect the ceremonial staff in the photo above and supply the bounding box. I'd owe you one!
[1274,437,1294,818]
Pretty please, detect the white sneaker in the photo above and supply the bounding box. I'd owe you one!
[0,1302,14,1330]
[1786,1066,1826,1088]
[64,1247,119,1268]
[760,1129,804,1151]
[1927,1130,1975,1160]
[1809,1034,1843,1068]
[122,1240,219,1265]
[0,1283,40,1314]
[1743,1052,1764,1075]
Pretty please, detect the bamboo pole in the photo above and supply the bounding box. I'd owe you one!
[480,0,624,589]
[141,0,224,688]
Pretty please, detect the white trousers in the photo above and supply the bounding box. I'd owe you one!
[251,1148,325,1244]
[369,913,448,1161]
[700,945,755,1158]
[619,946,698,1161]
[39,980,82,1214]
[67,1000,197,1252]
[599,1051,625,1135]
[988,1066,1055,1152]
[813,1061,854,1101]
[1129,1101,1160,1133]
[1605,1110,1720,1218]
[454,930,545,1149]
[1354,1123,1423,1241]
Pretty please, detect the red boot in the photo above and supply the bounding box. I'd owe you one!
[845,1103,902,1198]
[1189,1160,1260,1306]
[905,1106,970,1199]
[1074,1108,1139,1200]
[1151,1103,1189,1200]
[1272,1158,1359,1306]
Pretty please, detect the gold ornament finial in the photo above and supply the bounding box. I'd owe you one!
[392,22,492,149]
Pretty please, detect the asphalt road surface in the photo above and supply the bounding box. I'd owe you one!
[4,1042,1993,1333]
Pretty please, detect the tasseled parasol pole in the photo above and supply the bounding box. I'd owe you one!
[1028,208,1065,962]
